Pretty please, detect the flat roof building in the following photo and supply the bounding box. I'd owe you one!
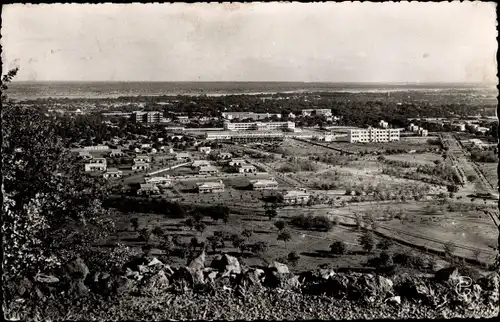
[85,163,107,172]
[197,180,225,193]
[238,164,257,173]
[138,183,160,195]
[83,145,110,151]
[192,160,211,168]
[282,189,311,204]
[223,121,295,132]
[250,178,279,190]
[103,168,123,179]
[198,165,219,175]
[346,127,400,143]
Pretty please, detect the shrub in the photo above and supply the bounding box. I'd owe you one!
[330,241,348,255]
[274,220,286,231]
[377,238,395,250]
[358,231,376,253]
[290,214,334,231]
[443,241,456,259]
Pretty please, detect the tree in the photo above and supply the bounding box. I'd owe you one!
[242,229,253,239]
[190,237,199,251]
[152,226,164,238]
[287,251,300,267]
[232,235,246,253]
[185,217,195,230]
[274,220,286,231]
[447,184,459,193]
[359,231,376,253]
[277,230,292,248]
[195,222,206,235]
[251,241,269,256]
[139,228,152,242]
[265,204,278,220]
[2,68,114,281]
[377,238,395,251]
[130,218,139,231]
[330,241,348,255]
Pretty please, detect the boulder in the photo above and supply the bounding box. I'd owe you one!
[140,270,170,296]
[269,261,289,274]
[147,257,163,267]
[66,258,89,280]
[125,268,143,281]
[91,272,113,295]
[123,256,149,272]
[34,274,60,284]
[113,276,135,295]
[386,295,401,305]
[188,250,206,271]
[68,280,89,297]
[319,269,336,280]
[210,254,241,277]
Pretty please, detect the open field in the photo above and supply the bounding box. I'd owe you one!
[475,162,498,189]
[323,140,440,154]
[103,203,465,274]
[384,153,444,166]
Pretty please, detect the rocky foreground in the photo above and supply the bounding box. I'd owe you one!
[4,251,499,320]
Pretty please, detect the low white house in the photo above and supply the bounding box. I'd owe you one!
[79,151,93,160]
[199,165,218,175]
[250,178,278,190]
[197,180,225,193]
[109,149,124,157]
[191,160,211,168]
[134,155,151,163]
[282,189,311,204]
[85,163,107,172]
[103,168,123,179]
[145,176,172,188]
[137,183,160,196]
[132,162,150,171]
[175,152,192,161]
[238,164,257,173]
[141,143,152,149]
[83,145,109,151]
[229,158,246,167]
[198,146,211,154]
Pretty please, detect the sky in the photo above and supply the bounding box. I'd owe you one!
[1,2,498,83]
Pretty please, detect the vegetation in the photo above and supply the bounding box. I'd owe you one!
[358,231,376,253]
[329,241,348,255]
[290,214,334,232]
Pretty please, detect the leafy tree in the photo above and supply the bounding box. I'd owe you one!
[190,237,199,250]
[359,231,376,253]
[287,251,300,267]
[139,228,152,242]
[172,235,182,246]
[185,217,195,230]
[377,238,395,250]
[2,68,114,281]
[232,235,246,253]
[130,218,139,231]
[264,202,278,220]
[195,222,206,235]
[251,241,269,256]
[242,229,253,239]
[274,220,286,231]
[160,239,174,255]
[277,230,292,248]
[330,241,348,255]
[152,226,164,238]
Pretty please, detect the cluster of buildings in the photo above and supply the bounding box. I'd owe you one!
[407,123,429,136]
[137,176,173,195]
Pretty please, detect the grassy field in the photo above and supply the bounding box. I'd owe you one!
[475,162,497,188]
[324,141,439,154]
[103,204,458,274]
[384,153,444,166]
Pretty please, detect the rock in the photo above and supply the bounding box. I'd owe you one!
[207,271,218,283]
[269,261,289,274]
[34,274,59,284]
[140,270,170,296]
[238,268,264,289]
[282,275,301,290]
[386,295,401,305]
[123,256,149,272]
[319,269,336,280]
[69,280,89,297]
[113,276,135,295]
[91,272,113,295]
[138,265,149,274]
[125,268,143,281]
[210,254,241,277]
[66,258,89,280]
[188,250,206,271]
[147,257,163,267]
[434,266,460,285]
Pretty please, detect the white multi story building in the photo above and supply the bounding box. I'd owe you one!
[132,162,150,171]
[85,162,107,172]
[223,121,295,131]
[103,168,123,179]
[301,109,332,117]
[198,165,218,175]
[83,145,110,151]
[134,155,151,163]
[347,127,400,143]
[221,112,282,120]
[238,164,257,173]
[282,189,311,204]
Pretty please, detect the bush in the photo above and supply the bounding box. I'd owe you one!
[377,238,395,250]
[358,231,376,253]
[290,214,334,231]
[330,241,348,255]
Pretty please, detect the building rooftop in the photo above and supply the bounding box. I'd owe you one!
[140,183,158,190]
[199,165,218,172]
[250,179,278,185]
[106,168,121,173]
[145,176,171,183]
[197,181,224,188]
[239,164,256,168]
[283,190,310,198]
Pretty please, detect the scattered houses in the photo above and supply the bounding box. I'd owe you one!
[197,180,225,193]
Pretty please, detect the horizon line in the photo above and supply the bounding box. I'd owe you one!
[10,80,498,85]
